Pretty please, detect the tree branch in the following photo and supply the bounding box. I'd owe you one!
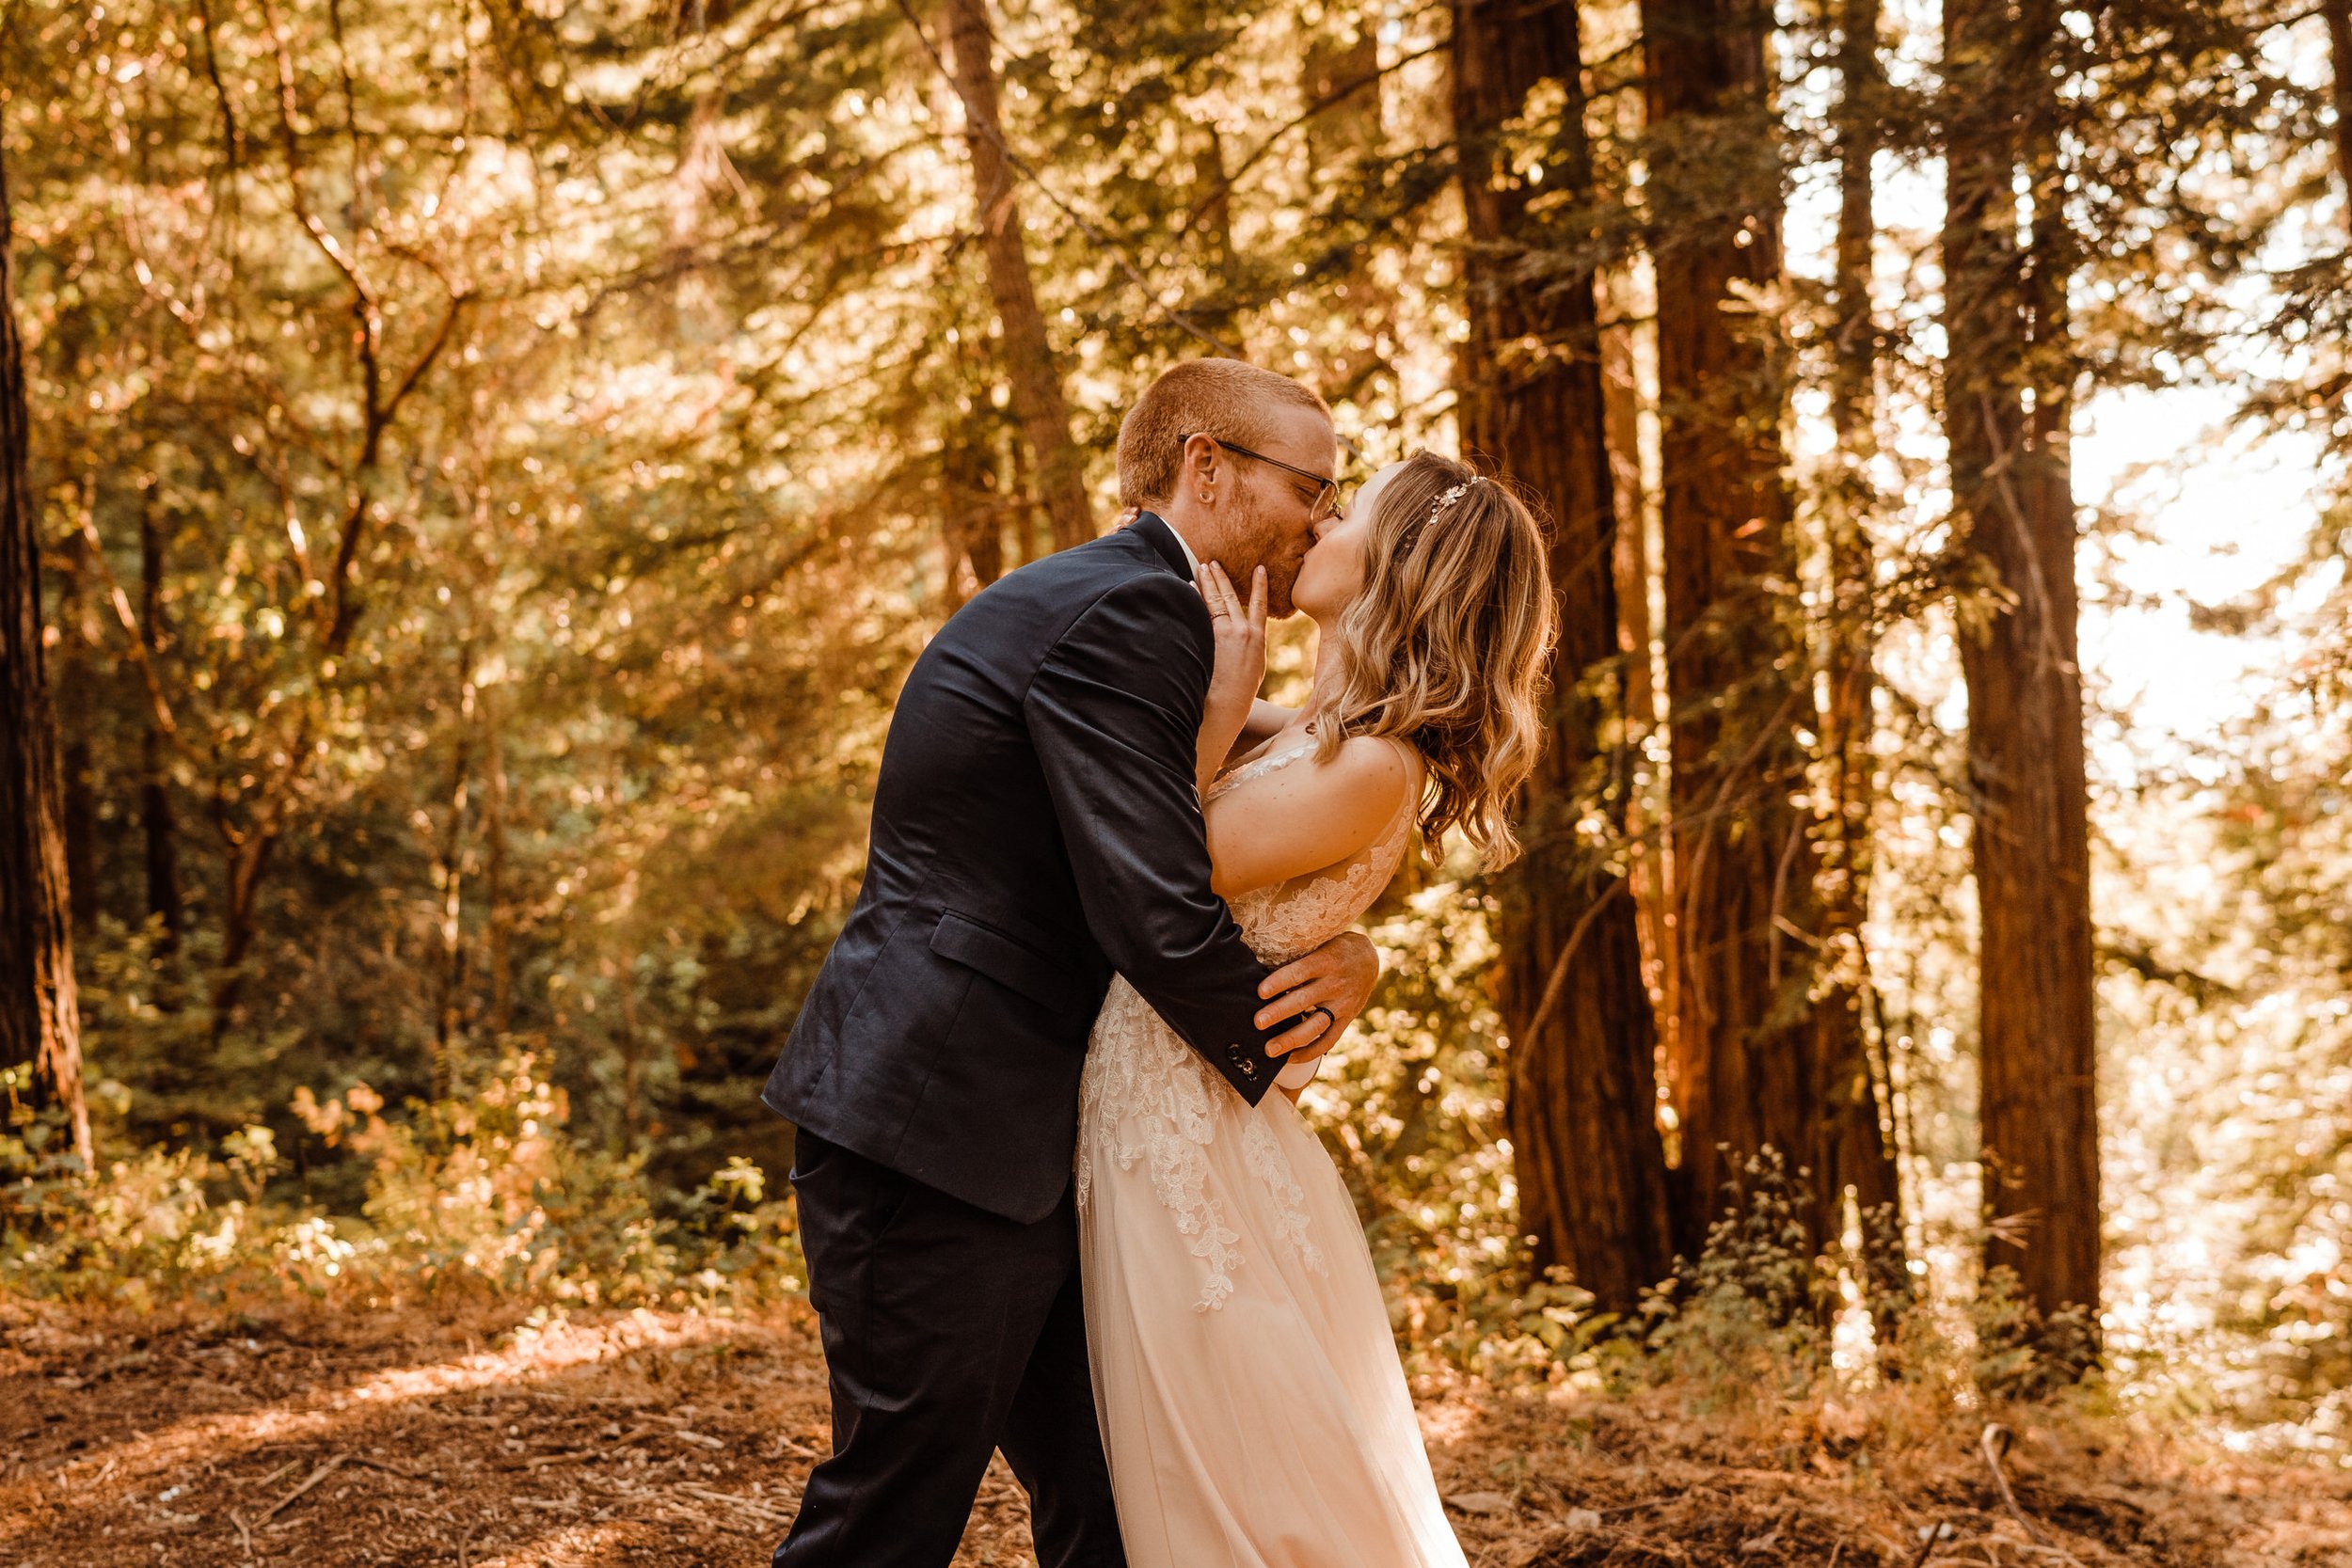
[892,0,1244,358]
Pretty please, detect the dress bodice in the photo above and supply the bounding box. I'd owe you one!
[1204,739,1418,967]
[1075,736,1420,1311]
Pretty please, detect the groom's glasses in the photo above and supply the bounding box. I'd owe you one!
[1179,433,1347,519]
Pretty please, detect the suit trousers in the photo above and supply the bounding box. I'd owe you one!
[772,1129,1125,1568]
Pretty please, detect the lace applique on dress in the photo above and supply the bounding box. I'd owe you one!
[1242,1114,1326,1276]
[1080,736,1418,1309]
[1078,980,1244,1310]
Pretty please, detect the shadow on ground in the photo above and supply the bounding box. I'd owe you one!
[7,1304,2348,1567]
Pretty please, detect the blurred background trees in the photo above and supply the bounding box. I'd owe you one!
[3,0,2348,1434]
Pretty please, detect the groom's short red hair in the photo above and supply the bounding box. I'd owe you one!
[1117,359,1331,508]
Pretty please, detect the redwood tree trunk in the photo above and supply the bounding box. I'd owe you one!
[938,0,1094,554]
[432,670,474,1091]
[54,528,97,931]
[139,498,182,950]
[1600,273,1673,1066]
[1303,24,1392,403]
[1188,119,1244,354]
[1455,0,1675,1314]
[1643,0,1830,1257]
[483,684,513,1035]
[0,141,91,1168]
[1821,0,1904,1283]
[944,418,1005,609]
[1943,0,2100,1335]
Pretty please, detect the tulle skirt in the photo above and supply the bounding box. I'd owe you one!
[1075,990,1467,1568]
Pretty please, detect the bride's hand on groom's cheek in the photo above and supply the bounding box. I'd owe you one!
[1252,931,1380,1065]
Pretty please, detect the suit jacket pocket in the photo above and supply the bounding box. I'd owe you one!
[929,909,1089,1015]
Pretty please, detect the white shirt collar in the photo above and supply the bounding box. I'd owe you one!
[1160,516,1203,578]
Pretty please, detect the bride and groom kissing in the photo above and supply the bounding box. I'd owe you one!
[761,356,1556,1567]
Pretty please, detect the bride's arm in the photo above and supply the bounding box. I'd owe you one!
[1209,737,1413,1104]
[1201,736,1413,900]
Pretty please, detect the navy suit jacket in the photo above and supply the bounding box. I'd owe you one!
[763,512,1286,1223]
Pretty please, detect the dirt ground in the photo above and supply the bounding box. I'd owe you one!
[3,1302,2347,1567]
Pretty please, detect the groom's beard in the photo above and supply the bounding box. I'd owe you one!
[1232,491,1311,619]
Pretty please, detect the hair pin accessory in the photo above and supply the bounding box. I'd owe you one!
[1424,481,1474,526]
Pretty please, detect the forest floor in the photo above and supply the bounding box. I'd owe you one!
[3,1300,2348,1568]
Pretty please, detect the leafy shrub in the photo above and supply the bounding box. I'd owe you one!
[1,1052,803,1312]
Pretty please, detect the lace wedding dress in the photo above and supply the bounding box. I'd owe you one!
[1074,739,1467,1568]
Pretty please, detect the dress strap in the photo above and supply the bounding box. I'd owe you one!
[1206,740,1316,800]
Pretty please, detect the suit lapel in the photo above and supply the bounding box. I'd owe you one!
[1127,512,1192,578]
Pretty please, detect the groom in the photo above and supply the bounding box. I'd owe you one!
[760,358,1379,1568]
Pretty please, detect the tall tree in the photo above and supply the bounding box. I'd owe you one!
[1942,0,2100,1334]
[52,528,97,930]
[1642,0,1834,1254]
[1303,12,1393,404]
[1600,271,1673,1070]
[0,141,91,1168]
[137,496,181,951]
[1820,0,1905,1284]
[1456,0,1675,1313]
[943,413,1007,607]
[935,0,1096,553]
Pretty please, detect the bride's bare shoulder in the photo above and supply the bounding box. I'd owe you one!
[1248,733,1414,816]
[1318,733,1420,800]
[1203,732,1419,896]
[1336,732,1418,785]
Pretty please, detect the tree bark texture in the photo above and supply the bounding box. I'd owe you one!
[1302,25,1395,404]
[433,667,475,1090]
[1188,119,1245,354]
[139,497,181,949]
[54,527,97,930]
[0,141,92,1167]
[483,682,513,1035]
[1642,0,1832,1257]
[1942,0,2101,1330]
[1454,0,1676,1314]
[944,416,1005,609]
[939,0,1095,554]
[1822,0,1904,1276]
[1599,273,1674,1069]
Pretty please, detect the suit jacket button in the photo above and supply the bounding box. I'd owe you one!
[1238,1057,1259,1080]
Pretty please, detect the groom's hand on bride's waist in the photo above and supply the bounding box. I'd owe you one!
[1252,931,1380,1065]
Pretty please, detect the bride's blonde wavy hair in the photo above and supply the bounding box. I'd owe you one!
[1313,451,1556,869]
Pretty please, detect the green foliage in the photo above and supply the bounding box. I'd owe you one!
[1,1054,803,1312]
[1295,868,1536,1379]
[4,0,2349,1466]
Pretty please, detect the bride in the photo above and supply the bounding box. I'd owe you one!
[1076,450,1556,1568]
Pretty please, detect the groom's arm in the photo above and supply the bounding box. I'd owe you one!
[1023,573,1292,1105]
